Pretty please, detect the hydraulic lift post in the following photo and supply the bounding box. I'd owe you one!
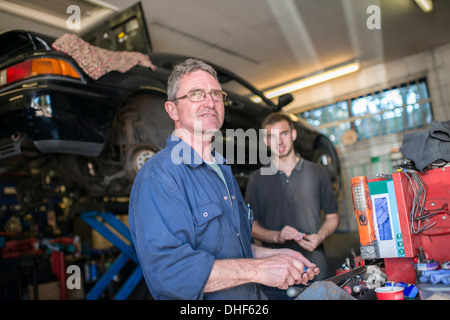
[81,210,143,300]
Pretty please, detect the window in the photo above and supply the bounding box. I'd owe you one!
[298,78,433,146]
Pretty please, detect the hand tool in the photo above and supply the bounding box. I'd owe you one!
[287,265,368,297]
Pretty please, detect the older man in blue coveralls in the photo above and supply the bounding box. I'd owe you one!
[128,58,319,300]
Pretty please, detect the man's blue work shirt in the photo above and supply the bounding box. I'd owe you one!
[129,135,261,300]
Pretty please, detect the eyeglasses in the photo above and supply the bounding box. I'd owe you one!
[171,89,227,102]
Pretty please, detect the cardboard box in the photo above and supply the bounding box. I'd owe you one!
[28,281,60,300]
[92,214,131,250]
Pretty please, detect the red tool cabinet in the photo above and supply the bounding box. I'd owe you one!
[352,167,450,284]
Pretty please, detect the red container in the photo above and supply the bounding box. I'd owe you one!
[375,286,404,300]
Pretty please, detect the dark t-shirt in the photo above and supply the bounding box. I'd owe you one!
[245,157,338,279]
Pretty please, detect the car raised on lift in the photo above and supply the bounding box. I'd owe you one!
[0,29,340,211]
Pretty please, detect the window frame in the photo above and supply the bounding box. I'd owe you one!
[298,77,433,146]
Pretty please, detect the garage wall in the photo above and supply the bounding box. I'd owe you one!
[285,42,450,121]
[285,42,450,233]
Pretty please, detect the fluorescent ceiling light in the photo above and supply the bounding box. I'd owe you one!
[415,0,433,13]
[252,60,360,102]
[85,0,120,12]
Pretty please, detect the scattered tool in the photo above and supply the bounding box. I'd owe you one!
[288,265,368,299]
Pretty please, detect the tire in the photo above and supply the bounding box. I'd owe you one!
[123,143,159,181]
[311,148,341,197]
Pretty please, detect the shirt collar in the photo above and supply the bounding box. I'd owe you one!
[166,135,226,168]
[266,153,304,174]
[293,154,305,171]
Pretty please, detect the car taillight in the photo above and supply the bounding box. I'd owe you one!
[0,58,81,87]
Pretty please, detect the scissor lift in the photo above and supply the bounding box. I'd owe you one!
[81,210,143,300]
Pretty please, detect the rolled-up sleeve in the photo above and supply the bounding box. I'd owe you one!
[129,166,215,300]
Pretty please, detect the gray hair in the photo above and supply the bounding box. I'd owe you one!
[167,58,219,101]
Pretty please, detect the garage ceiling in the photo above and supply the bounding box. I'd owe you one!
[1,0,450,96]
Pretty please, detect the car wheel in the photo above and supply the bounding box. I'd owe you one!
[311,148,341,196]
[124,143,159,181]
[312,148,333,168]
